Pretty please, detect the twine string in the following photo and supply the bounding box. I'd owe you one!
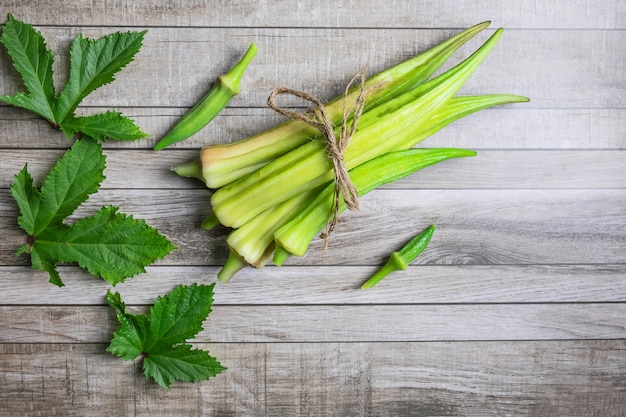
[267,68,367,250]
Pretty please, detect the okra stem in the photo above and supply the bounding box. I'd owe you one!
[272,244,291,266]
[361,225,435,289]
[217,247,248,282]
[171,158,203,180]
[154,43,258,151]
[201,213,221,230]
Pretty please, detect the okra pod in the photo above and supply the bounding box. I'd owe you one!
[273,148,475,259]
[195,21,492,188]
[154,43,258,150]
[361,225,435,289]
[211,29,503,228]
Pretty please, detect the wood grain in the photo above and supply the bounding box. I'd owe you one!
[1,107,625,150]
[0,150,624,189]
[1,341,624,417]
[2,188,623,267]
[2,303,625,343]
[0,0,624,415]
[2,264,625,305]
[0,27,622,108]
[2,0,624,29]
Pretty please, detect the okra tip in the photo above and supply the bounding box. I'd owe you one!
[474,20,492,30]
[219,43,259,95]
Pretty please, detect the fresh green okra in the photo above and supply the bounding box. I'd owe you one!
[211,29,505,229]
[361,225,435,289]
[273,149,473,261]
[169,23,528,284]
[154,43,258,150]
[191,21,493,188]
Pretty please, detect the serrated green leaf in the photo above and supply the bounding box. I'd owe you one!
[63,111,149,142]
[42,206,175,285]
[1,15,149,142]
[35,138,105,235]
[11,138,175,286]
[106,289,128,314]
[107,312,149,360]
[28,240,64,287]
[144,283,214,350]
[29,206,175,285]
[107,289,152,360]
[143,344,226,389]
[107,284,225,389]
[0,14,56,123]
[107,290,151,360]
[10,164,41,235]
[55,30,147,127]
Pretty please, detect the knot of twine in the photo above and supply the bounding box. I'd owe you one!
[267,68,367,250]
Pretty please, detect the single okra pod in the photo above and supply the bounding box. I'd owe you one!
[154,43,258,150]
[361,225,435,290]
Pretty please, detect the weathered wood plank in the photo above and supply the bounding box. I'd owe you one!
[1,0,623,29]
[0,149,623,190]
[1,340,625,416]
[2,107,625,150]
[0,2,623,415]
[0,343,266,417]
[265,340,626,417]
[2,303,625,343]
[2,264,626,306]
[2,189,623,266]
[0,27,622,108]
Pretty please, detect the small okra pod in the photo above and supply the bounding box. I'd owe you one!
[154,43,258,151]
[361,225,435,289]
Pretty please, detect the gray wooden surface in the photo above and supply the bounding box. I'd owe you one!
[0,1,625,416]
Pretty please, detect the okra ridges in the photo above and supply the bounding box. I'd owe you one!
[181,23,529,283]
[196,22,493,188]
[210,28,505,230]
[274,148,476,257]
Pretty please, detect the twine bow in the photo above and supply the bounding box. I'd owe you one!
[267,68,367,250]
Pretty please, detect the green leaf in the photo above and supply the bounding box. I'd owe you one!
[143,344,226,389]
[10,164,41,236]
[32,206,176,285]
[11,138,176,286]
[55,30,147,128]
[107,290,150,360]
[109,313,150,360]
[63,111,149,142]
[33,137,105,235]
[145,283,215,350]
[107,284,226,389]
[0,14,56,123]
[1,15,148,142]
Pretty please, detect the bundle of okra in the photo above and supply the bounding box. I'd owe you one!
[172,21,528,282]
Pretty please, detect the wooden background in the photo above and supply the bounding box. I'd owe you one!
[0,1,624,416]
